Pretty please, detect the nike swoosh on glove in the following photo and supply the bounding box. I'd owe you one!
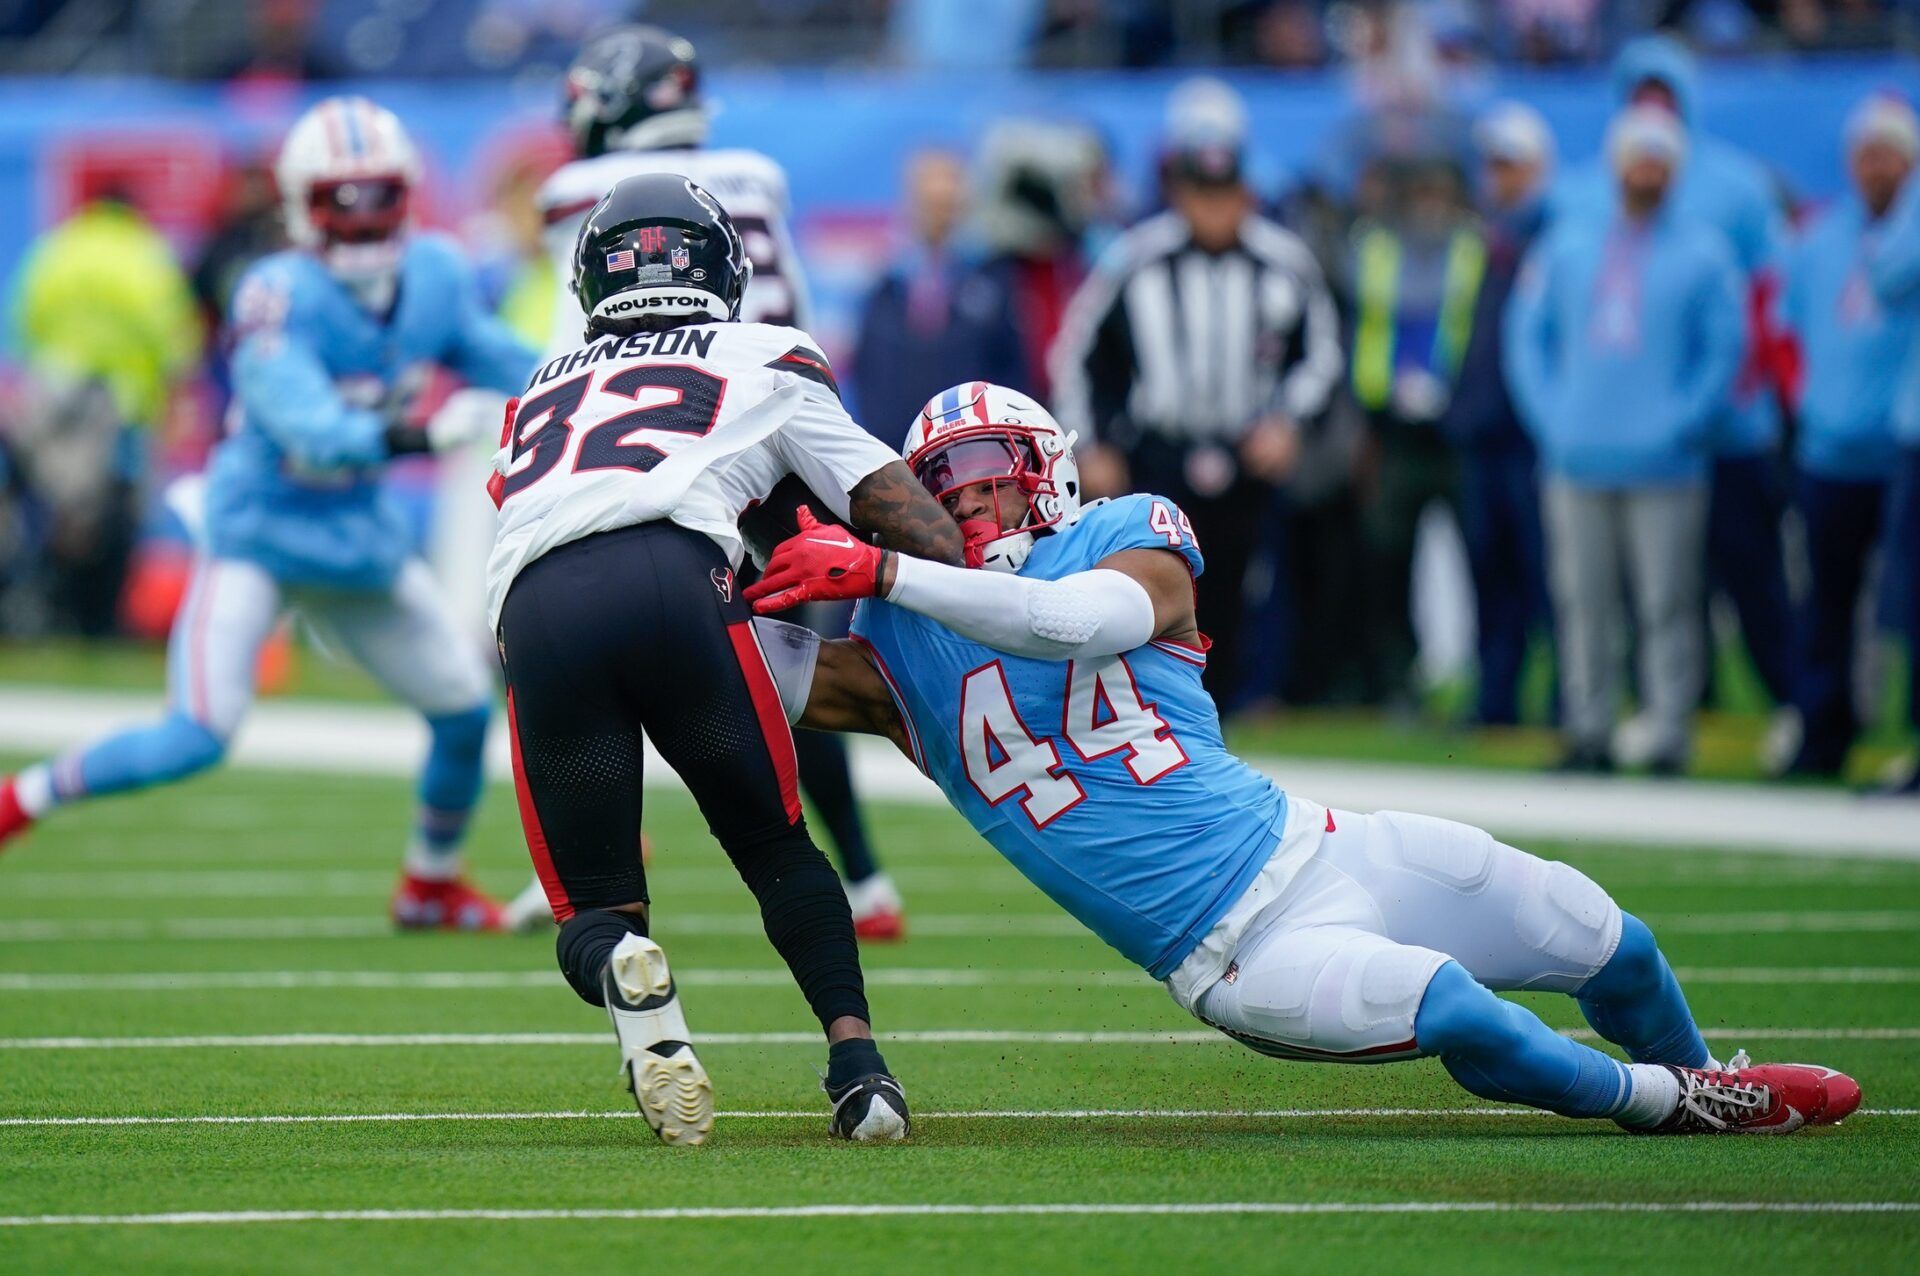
[744,506,886,613]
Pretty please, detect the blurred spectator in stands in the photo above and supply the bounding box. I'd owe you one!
[218,0,342,84]
[1442,101,1555,727]
[1221,0,1328,68]
[6,188,202,635]
[1866,97,1920,796]
[1563,34,1798,763]
[1493,0,1608,63]
[1052,131,1341,706]
[893,0,1042,69]
[974,120,1111,402]
[1347,154,1481,707]
[192,158,283,326]
[850,149,1024,449]
[1779,94,1916,778]
[1507,106,1745,773]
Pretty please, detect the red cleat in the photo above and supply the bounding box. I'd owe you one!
[1655,1060,1859,1134]
[855,909,906,943]
[846,872,906,943]
[391,874,508,932]
[0,777,32,852]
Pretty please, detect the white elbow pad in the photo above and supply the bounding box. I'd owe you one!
[1025,570,1157,658]
[750,617,821,725]
[888,556,1155,660]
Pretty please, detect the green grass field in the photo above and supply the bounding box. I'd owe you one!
[0,756,1915,1273]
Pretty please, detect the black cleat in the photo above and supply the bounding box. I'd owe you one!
[824,1071,910,1142]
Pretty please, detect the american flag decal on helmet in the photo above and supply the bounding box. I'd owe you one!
[605,249,635,271]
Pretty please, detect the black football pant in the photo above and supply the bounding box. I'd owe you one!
[497,521,869,1029]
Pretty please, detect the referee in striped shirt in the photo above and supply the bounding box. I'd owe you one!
[1050,140,1342,704]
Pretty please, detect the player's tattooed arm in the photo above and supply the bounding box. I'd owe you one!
[847,461,967,567]
[798,639,912,756]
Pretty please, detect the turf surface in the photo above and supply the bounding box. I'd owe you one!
[0,755,1914,1273]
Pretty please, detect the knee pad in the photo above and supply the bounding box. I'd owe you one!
[1513,858,1622,978]
[1375,811,1495,895]
[1342,940,1448,1040]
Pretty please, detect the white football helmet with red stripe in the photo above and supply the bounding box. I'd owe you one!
[904,381,1081,574]
[276,96,423,302]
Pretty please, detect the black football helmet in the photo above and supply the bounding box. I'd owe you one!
[564,25,705,158]
[573,173,751,336]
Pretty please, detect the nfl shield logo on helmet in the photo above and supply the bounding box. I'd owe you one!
[671,246,690,271]
[605,248,635,271]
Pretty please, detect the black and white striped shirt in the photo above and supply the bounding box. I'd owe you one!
[1049,211,1342,448]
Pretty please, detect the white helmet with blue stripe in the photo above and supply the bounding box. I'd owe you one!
[903,380,1081,574]
[276,96,423,300]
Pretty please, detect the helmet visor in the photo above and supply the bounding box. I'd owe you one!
[309,177,410,245]
[912,434,1038,502]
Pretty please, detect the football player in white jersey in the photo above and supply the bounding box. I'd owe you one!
[488,173,964,1145]
[537,24,809,354]
[504,23,905,939]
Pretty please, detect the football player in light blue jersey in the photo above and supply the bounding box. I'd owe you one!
[0,98,538,930]
[744,380,1861,1135]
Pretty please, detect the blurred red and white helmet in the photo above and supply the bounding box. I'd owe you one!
[276,96,421,294]
[904,381,1080,574]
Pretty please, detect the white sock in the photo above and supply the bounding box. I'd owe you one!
[14,764,56,818]
[403,840,464,882]
[1615,1062,1683,1128]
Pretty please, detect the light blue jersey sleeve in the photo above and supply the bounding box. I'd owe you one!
[228,258,388,471]
[1030,492,1206,582]
[414,235,538,396]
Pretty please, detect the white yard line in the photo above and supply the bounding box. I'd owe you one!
[3,1202,1916,1228]
[0,910,1907,945]
[1643,910,1920,934]
[4,685,1915,855]
[1,1106,1911,1129]
[0,968,1144,992]
[0,966,1913,993]
[1,1026,1915,1050]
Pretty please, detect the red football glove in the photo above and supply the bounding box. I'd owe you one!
[485,395,519,510]
[744,506,886,613]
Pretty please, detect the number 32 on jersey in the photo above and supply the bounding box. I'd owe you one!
[958,656,1188,828]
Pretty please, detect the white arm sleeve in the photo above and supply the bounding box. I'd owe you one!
[769,383,897,524]
[751,617,822,725]
[885,557,1156,661]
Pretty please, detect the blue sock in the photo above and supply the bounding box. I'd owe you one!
[41,713,227,806]
[1576,913,1710,1068]
[410,705,490,866]
[1414,960,1632,1119]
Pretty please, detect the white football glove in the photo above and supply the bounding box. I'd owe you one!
[425,388,509,454]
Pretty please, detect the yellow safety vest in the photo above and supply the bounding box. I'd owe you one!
[1351,225,1486,412]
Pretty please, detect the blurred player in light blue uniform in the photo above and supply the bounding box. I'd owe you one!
[744,381,1861,1134]
[0,98,537,930]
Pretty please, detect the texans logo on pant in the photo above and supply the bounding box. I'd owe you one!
[711,567,734,603]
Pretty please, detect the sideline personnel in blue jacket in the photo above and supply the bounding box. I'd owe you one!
[1507,106,1745,774]
[1783,95,1916,778]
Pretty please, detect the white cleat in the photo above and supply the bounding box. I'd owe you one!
[503,876,557,933]
[602,934,713,1146]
